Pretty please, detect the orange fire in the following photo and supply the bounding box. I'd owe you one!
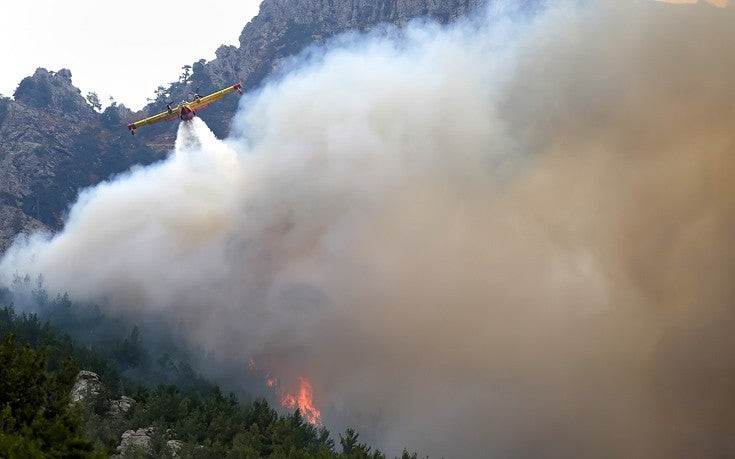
[246,357,322,426]
[280,377,322,426]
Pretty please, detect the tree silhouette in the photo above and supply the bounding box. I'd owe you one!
[179,64,192,83]
[86,92,102,111]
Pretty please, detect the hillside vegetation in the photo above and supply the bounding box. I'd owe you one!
[0,289,416,458]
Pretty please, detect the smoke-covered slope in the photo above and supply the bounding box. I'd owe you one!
[0,0,496,252]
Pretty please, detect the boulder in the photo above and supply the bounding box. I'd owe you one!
[115,427,184,457]
[167,439,184,457]
[116,427,153,455]
[107,395,136,418]
[69,370,102,403]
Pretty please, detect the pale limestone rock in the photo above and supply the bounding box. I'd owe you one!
[69,370,102,403]
[117,427,153,455]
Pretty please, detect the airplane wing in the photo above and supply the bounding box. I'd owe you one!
[126,83,242,135]
[127,109,179,134]
[188,83,243,112]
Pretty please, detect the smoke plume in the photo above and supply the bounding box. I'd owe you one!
[2,1,735,456]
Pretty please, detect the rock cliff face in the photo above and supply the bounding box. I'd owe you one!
[0,69,157,250]
[0,0,500,251]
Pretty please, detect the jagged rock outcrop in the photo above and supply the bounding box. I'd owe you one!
[0,69,157,251]
[0,0,511,252]
[114,427,183,457]
[70,370,136,417]
[167,439,184,457]
[69,370,103,403]
[107,395,136,418]
[14,69,89,113]
[115,427,154,455]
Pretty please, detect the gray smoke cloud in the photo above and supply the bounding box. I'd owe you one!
[2,1,735,456]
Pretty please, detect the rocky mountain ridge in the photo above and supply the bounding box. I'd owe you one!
[0,69,156,250]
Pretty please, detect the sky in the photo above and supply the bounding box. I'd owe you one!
[0,0,263,110]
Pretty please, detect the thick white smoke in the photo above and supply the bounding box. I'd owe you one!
[2,1,735,456]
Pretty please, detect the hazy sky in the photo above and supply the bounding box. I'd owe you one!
[0,0,263,110]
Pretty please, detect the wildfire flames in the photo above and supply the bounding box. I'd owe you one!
[280,377,322,426]
[248,358,322,426]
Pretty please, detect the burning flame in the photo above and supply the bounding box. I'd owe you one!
[247,357,322,426]
[280,377,322,426]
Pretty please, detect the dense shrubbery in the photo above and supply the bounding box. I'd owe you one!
[0,292,415,458]
[0,333,101,457]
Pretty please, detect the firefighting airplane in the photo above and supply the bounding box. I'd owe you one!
[126,82,243,135]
